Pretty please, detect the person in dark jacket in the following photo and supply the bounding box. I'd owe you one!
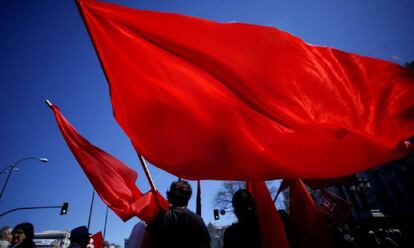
[11,223,35,248]
[223,189,261,248]
[146,181,211,248]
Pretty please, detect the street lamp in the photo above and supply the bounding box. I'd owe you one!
[0,157,48,204]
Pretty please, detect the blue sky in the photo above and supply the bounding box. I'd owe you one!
[0,0,413,246]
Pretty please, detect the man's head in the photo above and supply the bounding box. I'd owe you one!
[167,181,192,207]
[12,222,34,245]
[232,189,256,220]
[0,226,12,242]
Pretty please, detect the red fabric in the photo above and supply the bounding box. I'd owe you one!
[289,179,332,248]
[51,105,168,222]
[90,232,103,248]
[247,181,289,248]
[304,175,355,189]
[78,0,414,180]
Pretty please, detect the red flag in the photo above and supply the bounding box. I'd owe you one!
[78,0,414,180]
[247,181,289,248]
[90,232,103,248]
[289,179,332,248]
[50,104,168,222]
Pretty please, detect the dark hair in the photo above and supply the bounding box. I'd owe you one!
[70,226,90,248]
[167,181,192,207]
[232,189,256,220]
[12,222,34,247]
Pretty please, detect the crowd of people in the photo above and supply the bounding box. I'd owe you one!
[0,180,410,248]
[0,223,35,248]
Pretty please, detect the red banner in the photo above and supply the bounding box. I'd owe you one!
[78,0,414,180]
[319,189,352,226]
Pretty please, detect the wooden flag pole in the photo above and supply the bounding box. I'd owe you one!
[137,154,162,208]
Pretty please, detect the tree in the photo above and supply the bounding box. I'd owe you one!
[213,180,283,214]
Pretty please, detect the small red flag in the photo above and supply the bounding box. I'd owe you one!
[78,0,414,180]
[247,181,289,248]
[90,232,103,248]
[51,104,168,222]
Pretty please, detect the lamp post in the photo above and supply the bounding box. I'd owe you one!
[0,157,48,204]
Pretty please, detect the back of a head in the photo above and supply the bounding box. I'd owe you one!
[70,226,90,248]
[167,180,192,207]
[232,189,256,221]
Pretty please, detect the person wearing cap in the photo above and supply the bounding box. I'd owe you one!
[68,226,90,248]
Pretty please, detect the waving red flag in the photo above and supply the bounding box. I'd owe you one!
[289,179,332,248]
[78,0,414,180]
[247,181,289,248]
[50,104,168,222]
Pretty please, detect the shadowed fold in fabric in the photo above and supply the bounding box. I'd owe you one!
[289,179,332,248]
[247,181,289,248]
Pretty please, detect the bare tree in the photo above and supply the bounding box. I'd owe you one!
[213,180,283,212]
[214,181,245,211]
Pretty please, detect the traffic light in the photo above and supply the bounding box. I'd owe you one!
[213,209,219,220]
[60,202,69,215]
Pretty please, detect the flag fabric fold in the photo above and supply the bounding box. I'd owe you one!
[78,0,414,180]
[289,179,332,248]
[50,104,168,222]
[247,181,289,248]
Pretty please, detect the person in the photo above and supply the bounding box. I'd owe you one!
[68,226,90,248]
[146,180,211,248]
[0,226,12,248]
[223,189,261,248]
[126,221,147,248]
[10,223,35,248]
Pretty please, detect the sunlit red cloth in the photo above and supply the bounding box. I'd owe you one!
[247,181,289,248]
[51,104,168,222]
[78,0,414,180]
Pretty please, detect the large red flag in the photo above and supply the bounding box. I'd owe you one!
[78,0,414,180]
[51,104,168,222]
[247,181,289,248]
[289,179,332,248]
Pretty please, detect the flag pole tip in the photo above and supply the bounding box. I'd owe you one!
[45,99,53,108]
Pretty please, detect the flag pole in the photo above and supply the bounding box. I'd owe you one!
[137,155,162,208]
[196,180,201,216]
[87,190,96,230]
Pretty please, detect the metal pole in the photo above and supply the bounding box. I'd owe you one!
[0,205,62,218]
[103,206,109,240]
[0,165,16,203]
[0,157,48,204]
[196,180,201,216]
[87,190,95,230]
